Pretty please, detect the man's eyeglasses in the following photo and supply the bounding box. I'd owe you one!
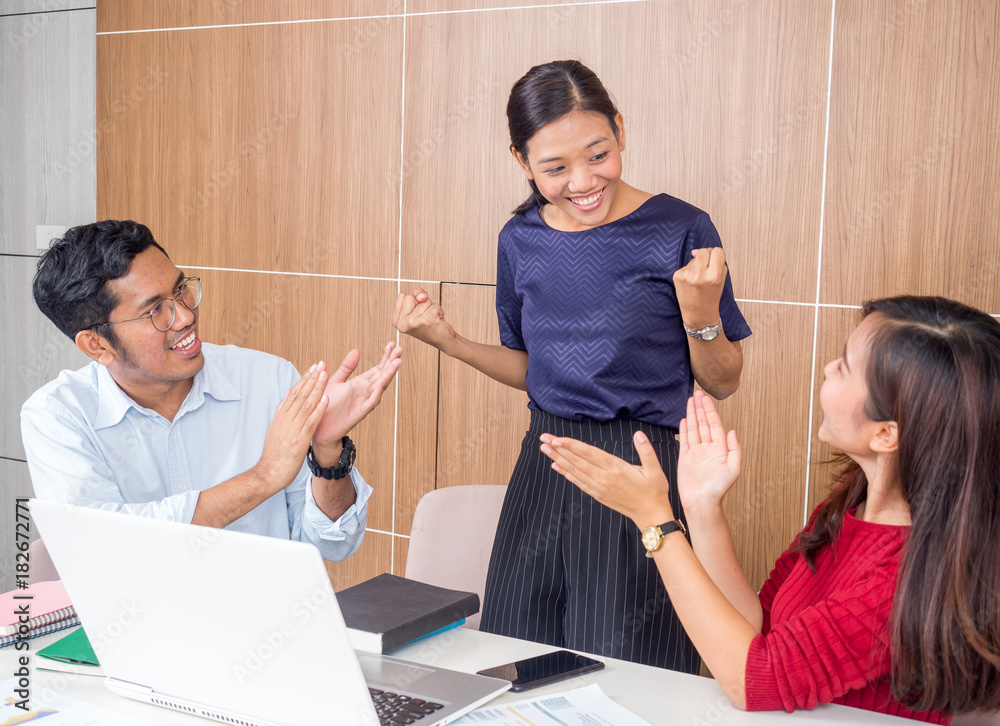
[90,277,202,333]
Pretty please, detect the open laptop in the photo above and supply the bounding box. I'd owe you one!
[30,499,510,726]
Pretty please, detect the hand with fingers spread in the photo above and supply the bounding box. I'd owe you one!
[673,247,728,330]
[256,364,330,489]
[539,431,675,527]
[676,391,742,513]
[312,343,403,459]
[392,288,456,353]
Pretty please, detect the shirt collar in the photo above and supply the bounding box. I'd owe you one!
[91,347,242,429]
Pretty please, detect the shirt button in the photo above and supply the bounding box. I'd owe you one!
[177,483,185,491]
[170,430,175,437]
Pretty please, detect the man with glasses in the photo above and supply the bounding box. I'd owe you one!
[21,220,401,561]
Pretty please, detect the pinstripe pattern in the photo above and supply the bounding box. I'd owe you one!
[480,410,699,673]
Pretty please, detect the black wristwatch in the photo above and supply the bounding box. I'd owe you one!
[307,437,356,480]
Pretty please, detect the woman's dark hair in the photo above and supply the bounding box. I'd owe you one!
[32,220,167,349]
[794,295,1000,714]
[507,60,620,215]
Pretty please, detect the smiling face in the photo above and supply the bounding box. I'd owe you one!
[514,109,628,232]
[818,314,889,461]
[89,246,204,406]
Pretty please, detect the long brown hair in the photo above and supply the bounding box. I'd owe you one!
[794,295,1000,714]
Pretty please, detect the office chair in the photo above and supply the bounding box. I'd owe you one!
[404,485,507,631]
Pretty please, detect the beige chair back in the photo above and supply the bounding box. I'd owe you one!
[404,485,507,630]
[28,538,60,584]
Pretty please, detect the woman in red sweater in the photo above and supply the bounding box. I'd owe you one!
[539,295,1000,722]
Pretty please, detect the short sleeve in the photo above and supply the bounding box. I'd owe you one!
[496,241,526,350]
[681,213,752,343]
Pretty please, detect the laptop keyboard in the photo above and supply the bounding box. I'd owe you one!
[369,688,445,725]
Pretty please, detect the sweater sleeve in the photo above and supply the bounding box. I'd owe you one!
[757,545,801,635]
[744,563,896,712]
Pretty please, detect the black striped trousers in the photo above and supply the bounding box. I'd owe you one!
[479,410,700,673]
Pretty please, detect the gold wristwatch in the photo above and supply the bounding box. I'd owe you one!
[641,520,687,557]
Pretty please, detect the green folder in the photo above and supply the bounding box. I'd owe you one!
[37,626,100,666]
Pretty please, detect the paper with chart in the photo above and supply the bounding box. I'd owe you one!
[453,683,653,725]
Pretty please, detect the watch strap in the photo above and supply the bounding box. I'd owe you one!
[683,321,723,340]
[307,436,356,480]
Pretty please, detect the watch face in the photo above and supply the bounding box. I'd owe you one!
[700,327,720,341]
[641,526,659,552]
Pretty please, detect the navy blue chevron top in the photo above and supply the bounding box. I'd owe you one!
[496,193,751,428]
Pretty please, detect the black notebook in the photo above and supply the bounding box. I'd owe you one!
[337,574,480,653]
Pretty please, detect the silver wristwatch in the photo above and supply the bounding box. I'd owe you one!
[683,321,723,341]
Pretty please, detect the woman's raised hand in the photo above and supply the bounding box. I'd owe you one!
[677,391,742,512]
[392,288,456,352]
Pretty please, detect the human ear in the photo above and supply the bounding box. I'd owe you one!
[869,420,899,454]
[614,112,626,151]
[75,328,117,366]
[510,145,533,180]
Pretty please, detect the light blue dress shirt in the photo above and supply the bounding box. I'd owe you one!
[20,343,371,562]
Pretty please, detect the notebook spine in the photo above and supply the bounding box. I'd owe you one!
[1,606,77,636]
[0,614,81,647]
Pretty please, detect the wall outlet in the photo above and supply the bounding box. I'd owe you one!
[36,225,67,251]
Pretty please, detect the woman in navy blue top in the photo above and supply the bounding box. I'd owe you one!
[393,60,751,672]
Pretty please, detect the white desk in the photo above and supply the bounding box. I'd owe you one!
[2,626,913,725]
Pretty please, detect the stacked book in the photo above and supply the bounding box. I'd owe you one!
[337,573,480,654]
[0,580,79,647]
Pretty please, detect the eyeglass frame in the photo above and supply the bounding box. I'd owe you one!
[87,277,202,333]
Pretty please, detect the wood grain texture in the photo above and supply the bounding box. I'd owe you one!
[400,0,832,302]
[0,9,96,255]
[435,283,530,490]
[806,305,861,517]
[0,255,90,461]
[393,535,409,577]
[713,302,815,589]
[326,529,391,591]
[393,283,443,537]
[96,1,400,34]
[191,269,400,533]
[96,19,403,278]
[1,1,93,15]
[0,459,34,593]
[823,1,1000,311]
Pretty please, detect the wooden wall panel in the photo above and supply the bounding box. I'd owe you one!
[435,284,530,490]
[89,0,1000,635]
[326,530,391,591]
[96,20,403,278]
[823,1,1000,310]
[0,8,96,255]
[400,0,832,305]
[97,1,399,34]
[0,257,88,460]
[714,302,815,588]
[193,269,400,537]
[393,283,443,539]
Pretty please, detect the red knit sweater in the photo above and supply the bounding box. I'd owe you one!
[744,508,949,723]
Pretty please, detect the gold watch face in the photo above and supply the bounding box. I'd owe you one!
[641,526,661,553]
